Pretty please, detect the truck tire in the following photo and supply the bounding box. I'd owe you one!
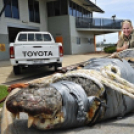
[13,66,21,75]
[54,63,62,71]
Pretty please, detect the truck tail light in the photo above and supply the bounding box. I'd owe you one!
[59,46,63,57]
[10,46,15,58]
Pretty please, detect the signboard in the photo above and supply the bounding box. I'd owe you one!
[0,44,6,51]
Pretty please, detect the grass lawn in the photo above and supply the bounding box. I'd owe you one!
[0,85,9,107]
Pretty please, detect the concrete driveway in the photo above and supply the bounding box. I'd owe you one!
[0,52,108,85]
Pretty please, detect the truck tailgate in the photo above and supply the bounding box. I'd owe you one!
[14,44,59,60]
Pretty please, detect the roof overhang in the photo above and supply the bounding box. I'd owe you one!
[83,0,104,13]
[72,0,104,13]
[76,28,121,35]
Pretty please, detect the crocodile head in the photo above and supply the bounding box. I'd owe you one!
[6,84,64,130]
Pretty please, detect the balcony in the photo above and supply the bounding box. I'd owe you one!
[76,17,123,34]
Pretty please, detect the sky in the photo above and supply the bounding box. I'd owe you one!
[90,0,134,44]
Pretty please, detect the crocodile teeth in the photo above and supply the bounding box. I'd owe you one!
[61,117,64,122]
[11,113,20,119]
[16,113,20,119]
[28,115,34,128]
[11,113,17,119]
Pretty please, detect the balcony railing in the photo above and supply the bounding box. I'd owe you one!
[76,17,123,29]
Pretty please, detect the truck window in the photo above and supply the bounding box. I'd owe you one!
[35,34,43,41]
[43,34,52,41]
[28,34,34,41]
[18,34,27,41]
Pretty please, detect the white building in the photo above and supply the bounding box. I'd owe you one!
[0,0,123,60]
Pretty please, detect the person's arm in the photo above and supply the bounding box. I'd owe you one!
[116,44,128,52]
[116,37,129,52]
[130,33,134,48]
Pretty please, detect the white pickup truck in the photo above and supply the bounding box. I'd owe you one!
[9,31,63,75]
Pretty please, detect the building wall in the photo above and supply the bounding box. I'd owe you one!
[0,1,9,60]
[69,16,95,54]
[48,15,95,55]
[0,34,9,60]
[0,0,48,61]
[48,16,71,55]
[0,0,100,60]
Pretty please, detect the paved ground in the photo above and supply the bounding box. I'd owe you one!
[1,52,134,134]
[0,52,108,85]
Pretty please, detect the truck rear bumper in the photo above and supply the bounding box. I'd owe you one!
[10,58,62,66]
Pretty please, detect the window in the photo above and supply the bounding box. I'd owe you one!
[47,0,67,17]
[35,34,43,41]
[28,34,34,41]
[76,37,81,45]
[54,1,60,16]
[87,11,92,18]
[68,0,92,18]
[47,2,54,17]
[4,0,19,19]
[83,9,86,17]
[43,34,51,41]
[18,34,27,41]
[76,5,79,17]
[72,2,77,17]
[28,0,40,23]
[61,0,67,15]
[46,0,92,18]
[69,1,73,16]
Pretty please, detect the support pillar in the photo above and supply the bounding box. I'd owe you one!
[94,35,96,51]
[118,31,122,39]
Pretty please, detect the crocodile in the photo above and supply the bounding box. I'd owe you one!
[2,49,134,133]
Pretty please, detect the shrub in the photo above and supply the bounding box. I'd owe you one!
[104,46,116,53]
[0,85,8,107]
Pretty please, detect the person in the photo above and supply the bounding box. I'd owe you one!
[116,20,134,52]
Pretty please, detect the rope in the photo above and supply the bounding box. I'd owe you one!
[32,64,134,99]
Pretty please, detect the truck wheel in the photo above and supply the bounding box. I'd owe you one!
[54,63,62,71]
[13,66,21,75]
